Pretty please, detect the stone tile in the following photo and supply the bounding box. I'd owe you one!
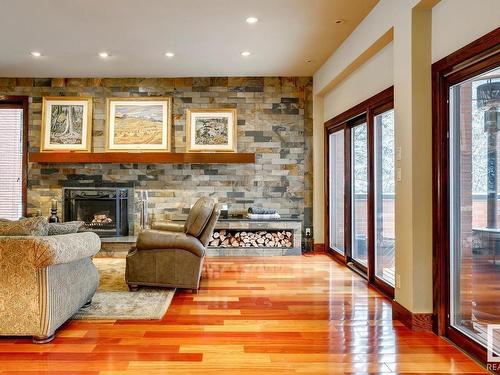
[15,78,33,87]
[1,75,313,245]
[33,78,52,87]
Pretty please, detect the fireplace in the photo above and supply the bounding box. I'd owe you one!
[63,188,129,237]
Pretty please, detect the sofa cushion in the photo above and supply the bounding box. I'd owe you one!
[0,216,49,236]
[184,197,215,238]
[48,221,85,236]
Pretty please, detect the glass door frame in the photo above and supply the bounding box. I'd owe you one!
[372,102,396,290]
[350,116,370,275]
[326,124,349,262]
[432,27,500,365]
[325,86,394,299]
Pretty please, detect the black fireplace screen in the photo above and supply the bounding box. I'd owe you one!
[63,188,129,237]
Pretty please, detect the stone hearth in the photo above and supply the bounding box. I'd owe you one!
[96,219,302,257]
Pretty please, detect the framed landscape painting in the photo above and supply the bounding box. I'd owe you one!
[41,97,93,152]
[186,108,237,152]
[106,97,172,152]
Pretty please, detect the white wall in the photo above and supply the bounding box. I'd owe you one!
[314,0,411,96]
[312,1,415,250]
[432,0,500,63]
[312,0,500,314]
[324,42,394,121]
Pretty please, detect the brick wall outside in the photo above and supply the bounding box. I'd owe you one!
[459,81,473,319]
[0,77,313,235]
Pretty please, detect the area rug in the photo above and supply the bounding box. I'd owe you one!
[72,258,175,320]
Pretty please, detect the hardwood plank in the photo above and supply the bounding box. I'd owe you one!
[0,255,487,374]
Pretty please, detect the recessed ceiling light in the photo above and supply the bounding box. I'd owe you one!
[30,51,42,57]
[98,52,110,58]
[165,52,175,58]
[334,19,345,24]
[241,51,251,57]
[246,17,258,24]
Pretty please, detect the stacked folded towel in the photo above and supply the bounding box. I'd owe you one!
[247,212,281,220]
[247,207,281,220]
[248,207,277,214]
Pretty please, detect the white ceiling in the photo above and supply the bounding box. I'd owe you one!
[0,0,377,78]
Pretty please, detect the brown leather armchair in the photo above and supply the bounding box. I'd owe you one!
[126,197,220,291]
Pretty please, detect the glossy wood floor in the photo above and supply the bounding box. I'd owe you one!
[0,255,488,374]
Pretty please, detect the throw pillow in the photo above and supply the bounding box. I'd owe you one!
[0,216,49,236]
[48,221,85,236]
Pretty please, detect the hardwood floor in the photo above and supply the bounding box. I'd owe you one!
[0,255,488,374]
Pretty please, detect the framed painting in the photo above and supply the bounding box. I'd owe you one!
[106,97,172,152]
[41,97,93,152]
[186,108,237,152]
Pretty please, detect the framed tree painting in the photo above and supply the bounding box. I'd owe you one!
[186,108,237,152]
[41,97,93,152]
[106,97,172,152]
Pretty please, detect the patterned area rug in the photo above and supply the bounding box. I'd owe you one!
[73,258,175,320]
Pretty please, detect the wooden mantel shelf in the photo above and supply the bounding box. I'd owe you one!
[29,152,256,164]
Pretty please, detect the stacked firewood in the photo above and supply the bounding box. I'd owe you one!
[209,230,293,248]
[91,214,113,224]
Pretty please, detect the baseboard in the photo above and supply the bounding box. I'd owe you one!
[313,243,326,253]
[392,300,433,332]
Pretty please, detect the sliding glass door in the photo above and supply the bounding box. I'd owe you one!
[351,122,369,268]
[325,88,395,296]
[325,87,395,296]
[432,29,500,366]
[329,130,345,255]
[449,66,500,355]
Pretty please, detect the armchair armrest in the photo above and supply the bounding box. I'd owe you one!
[137,229,205,257]
[151,221,184,232]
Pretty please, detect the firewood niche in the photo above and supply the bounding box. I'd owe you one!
[184,219,302,256]
[210,229,293,248]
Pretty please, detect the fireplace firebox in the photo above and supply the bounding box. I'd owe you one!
[63,188,129,237]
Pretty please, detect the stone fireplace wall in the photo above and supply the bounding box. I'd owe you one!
[0,77,313,235]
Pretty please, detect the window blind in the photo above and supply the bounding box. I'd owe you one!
[0,108,24,220]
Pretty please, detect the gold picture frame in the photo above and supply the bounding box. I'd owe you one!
[105,97,172,152]
[40,96,93,152]
[185,108,237,152]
